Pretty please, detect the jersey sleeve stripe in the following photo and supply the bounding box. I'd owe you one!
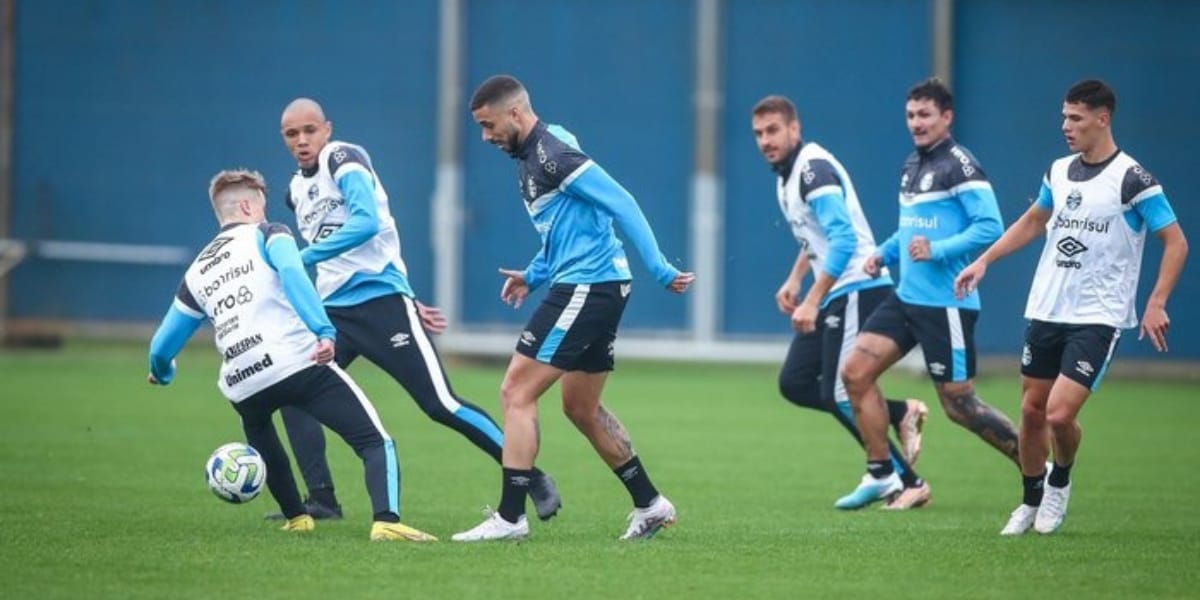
[559,158,595,190]
[948,179,995,197]
[172,296,204,319]
[1128,184,1164,206]
[803,184,842,202]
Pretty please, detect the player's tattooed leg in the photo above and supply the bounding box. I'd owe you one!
[940,388,1020,465]
[597,405,635,462]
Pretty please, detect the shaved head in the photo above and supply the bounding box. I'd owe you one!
[281,97,326,125]
[280,97,332,168]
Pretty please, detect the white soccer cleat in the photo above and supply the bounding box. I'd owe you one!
[620,495,677,540]
[1000,504,1039,536]
[1035,482,1071,534]
[834,473,903,510]
[450,510,529,542]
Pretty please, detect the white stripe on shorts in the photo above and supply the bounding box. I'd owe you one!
[553,284,591,332]
[834,291,860,404]
[947,307,965,350]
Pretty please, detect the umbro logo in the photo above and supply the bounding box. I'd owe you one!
[620,283,631,298]
[1056,236,1087,258]
[824,315,841,329]
[1075,360,1094,376]
[390,333,410,348]
[198,237,233,261]
[519,331,537,346]
[928,362,946,377]
[510,475,532,486]
[1021,344,1032,366]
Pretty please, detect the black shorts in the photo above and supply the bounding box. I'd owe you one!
[1021,320,1121,391]
[861,292,978,382]
[780,284,893,405]
[517,281,630,372]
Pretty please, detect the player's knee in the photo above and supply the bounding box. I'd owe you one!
[500,377,535,414]
[1020,400,1046,425]
[561,397,596,426]
[840,359,873,394]
[1045,409,1076,431]
[937,383,975,423]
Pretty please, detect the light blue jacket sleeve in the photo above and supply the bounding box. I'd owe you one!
[808,191,856,278]
[1035,181,1053,210]
[265,232,337,340]
[523,250,551,292]
[876,232,901,264]
[148,303,204,385]
[929,185,1004,262]
[565,164,680,286]
[299,171,380,266]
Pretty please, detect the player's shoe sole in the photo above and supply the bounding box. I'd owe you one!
[897,399,929,465]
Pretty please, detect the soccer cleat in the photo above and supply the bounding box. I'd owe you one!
[264,496,343,521]
[834,473,903,510]
[451,511,529,542]
[280,514,315,532]
[881,481,932,510]
[897,399,929,465]
[1000,504,1039,536]
[1035,482,1071,534]
[369,521,438,542]
[620,495,677,540]
[529,472,563,521]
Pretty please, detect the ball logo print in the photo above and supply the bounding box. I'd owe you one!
[205,442,266,503]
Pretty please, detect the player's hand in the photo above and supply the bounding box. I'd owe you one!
[775,280,799,315]
[668,272,696,294]
[147,359,175,385]
[1139,303,1170,352]
[415,300,448,334]
[908,235,932,262]
[863,254,883,277]
[955,259,988,299]
[499,268,530,309]
[312,338,335,365]
[791,301,818,334]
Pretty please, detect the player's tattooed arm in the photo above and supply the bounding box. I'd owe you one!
[598,405,634,462]
[940,388,1020,465]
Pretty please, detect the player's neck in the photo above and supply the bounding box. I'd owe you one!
[1079,137,1118,164]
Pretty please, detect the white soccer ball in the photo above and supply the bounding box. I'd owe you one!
[205,442,267,504]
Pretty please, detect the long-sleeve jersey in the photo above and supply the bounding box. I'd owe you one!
[877,137,1003,309]
[773,141,892,308]
[147,222,334,401]
[512,121,679,290]
[1025,150,1177,328]
[285,140,413,307]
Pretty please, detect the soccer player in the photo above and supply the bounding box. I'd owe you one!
[838,78,1021,507]
[146,169,436,541]
[955,80,1188,535]
[451,75,695,541]
[750,95,931,509]
[271,98,561,521]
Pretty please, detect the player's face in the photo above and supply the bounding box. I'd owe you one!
[280,112,332,168]
[751,112,800,165]
[905,99,952,148]
[1061,101,1107,154]
[473,103,522,154]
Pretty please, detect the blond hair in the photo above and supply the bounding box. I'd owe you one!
[208,169,267,222]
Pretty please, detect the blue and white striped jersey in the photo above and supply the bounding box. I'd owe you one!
[877,137,1003,309]
[512,121,680,290]
[774,141,892,308]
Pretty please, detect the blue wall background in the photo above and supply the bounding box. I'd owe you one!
[8,0,1198,358]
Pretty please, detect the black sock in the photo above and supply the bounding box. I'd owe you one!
[374,511,399,523]
[531,466,544,478]
[1047,462,1072,488]
[309,487,338,507]
[899,468,922,488]
[867,460,894,479]
[885,399,909,428]
[498,467,533,523]
[1023,471,1046,506]
[614,456,659,508]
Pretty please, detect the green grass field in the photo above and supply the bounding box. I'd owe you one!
[2,341,1197,599]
